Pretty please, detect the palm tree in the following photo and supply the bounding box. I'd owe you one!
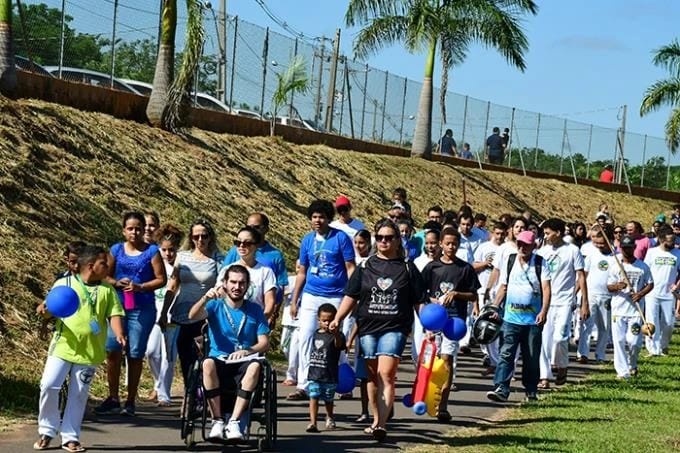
[345,0,538,158]
[0,0,17,97]
[146,0,204,132]
[640,40,680,153]
[270,55,310,136]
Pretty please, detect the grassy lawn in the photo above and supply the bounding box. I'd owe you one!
[409,329,680,453]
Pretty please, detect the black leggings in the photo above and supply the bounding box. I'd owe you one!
[177,321,205,389]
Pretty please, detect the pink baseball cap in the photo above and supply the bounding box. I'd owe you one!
[516,230,536,245]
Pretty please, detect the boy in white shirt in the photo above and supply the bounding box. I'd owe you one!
[607,235,653,379]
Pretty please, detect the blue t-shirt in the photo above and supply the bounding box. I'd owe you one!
[486,133,504,156]
[222,242,289,289]
[299,228,355,297]
[111,242,159,306]
[205,299,270,357]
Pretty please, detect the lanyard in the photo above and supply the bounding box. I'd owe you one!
[312,232,329,265]
[74,275,97,317]
[517,258,539,293]
[223,300,248,349]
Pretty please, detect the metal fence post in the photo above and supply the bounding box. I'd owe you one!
[380,71,388,143]
[559,119,567,175]
[259,27,269,117]
[314,38,325,126]
[58,0,66,78]
[482,101,490,160]
[288,37,298,119]
[360,63,368,140]
[398,76,407,147]
[461,95,468,144]
[109,0,119,87]
[585,124,593,179]
[640,134,648,187]
[228,16,238,109]
[507,107,515,167]
[533,113,541,168]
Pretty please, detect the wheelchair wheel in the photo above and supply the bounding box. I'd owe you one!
[262,365,277,449]
[181,361,202,444]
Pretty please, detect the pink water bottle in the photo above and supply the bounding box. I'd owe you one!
[123,291,136,310]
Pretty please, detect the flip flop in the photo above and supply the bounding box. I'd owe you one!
[286,389,308,401]
[62,441,87,452]
[281,379,297,386]
[32,435,51,450]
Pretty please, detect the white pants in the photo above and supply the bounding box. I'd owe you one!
[572,294,582,342]
[296,293,342,391]
[645,296,675,355]
[540,304,572,379]
[577,294,611,361]
[38,356,96,444]
[145,324,179,403]
[281,325,300,382]
[612,314,642,378]
[411,309,424,365]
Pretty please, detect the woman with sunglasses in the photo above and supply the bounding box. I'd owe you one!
[330,219,427,442]
[612,226,624,253]
[158,219,223,389]
[216,226,277,325]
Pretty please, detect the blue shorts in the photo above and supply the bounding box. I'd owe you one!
[106,303,157,359]
[308,381,336,402]
[359,331,407,360]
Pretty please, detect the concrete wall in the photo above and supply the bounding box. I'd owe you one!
[15,70,678,202]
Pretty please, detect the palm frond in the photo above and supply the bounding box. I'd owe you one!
[353,15,411,59]
[652,40,680,74]
[345,0,406,27]
[640,78,680,116]
[164,0,205,132]
[272,55,310,111]
[664,106,680,154]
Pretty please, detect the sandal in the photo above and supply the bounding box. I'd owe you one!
[437,410,452,422]
[281,379,297,386]
[373,427,387,442]
[62,441,87,452]
[286,389,308,401]
[32,435,52,450]
[306,423,319,433]
[537,380,550,390]
[364,425,378,435]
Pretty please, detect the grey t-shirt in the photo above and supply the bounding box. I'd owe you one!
[171,251,220,324]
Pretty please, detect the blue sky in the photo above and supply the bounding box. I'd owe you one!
[226,0,677,140]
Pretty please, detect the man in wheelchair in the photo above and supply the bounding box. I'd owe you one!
[189,264,270,441]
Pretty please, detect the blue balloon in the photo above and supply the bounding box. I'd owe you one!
[402,393,413,408]
[413,401,427,416]
[46,286,80,318]
[336,363,356,394]
[443,317,467,341]
[420,303,448,331]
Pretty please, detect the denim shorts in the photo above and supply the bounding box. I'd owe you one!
[308,381,336,402]
[359,331,407,360]
[106,303,157,359]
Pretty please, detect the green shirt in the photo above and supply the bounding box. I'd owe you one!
[48,276,124,365]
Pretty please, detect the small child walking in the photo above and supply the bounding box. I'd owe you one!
[306,303,346,433]
[34,245,126,452]
[281,267,300,386]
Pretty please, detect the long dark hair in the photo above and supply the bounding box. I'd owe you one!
[374,218,406,259]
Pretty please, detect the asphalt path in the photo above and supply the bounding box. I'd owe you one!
[0,343,594,453]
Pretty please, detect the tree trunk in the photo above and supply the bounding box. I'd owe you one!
[146,0,176,127]
[411,40,436,159]
[0,1,17,98]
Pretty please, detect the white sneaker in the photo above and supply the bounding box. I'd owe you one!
[208,419,225,440]
[225,418,243,440]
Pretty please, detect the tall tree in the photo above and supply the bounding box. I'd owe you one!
[640,40,680,154]
[146,0,177,128]
[345,0,538,158]
[0,0,17,97]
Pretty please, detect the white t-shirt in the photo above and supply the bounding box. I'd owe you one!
[644,246,680,299]
[584,249,613,296]
[282,274,299,327]
[329,218,366,240]
[608,258,653,317]
[538,243,585,306]
[414,254,433,272]
[217,262,277,311]
[456,229,486,263]
[580,241,596,260]
[474,241,500,294]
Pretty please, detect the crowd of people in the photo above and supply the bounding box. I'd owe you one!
[33,193,680,451]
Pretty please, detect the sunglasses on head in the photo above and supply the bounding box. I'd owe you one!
[192,233,210,240]
[375,234,395,242]
[234,239,255,247]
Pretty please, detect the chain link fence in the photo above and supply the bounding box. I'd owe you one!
[15,0,680,191]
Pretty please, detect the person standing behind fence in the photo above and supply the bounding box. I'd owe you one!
[460,143,474,160]
[436,129,457,156]
[599,165,614,183]
[485,127,504,165]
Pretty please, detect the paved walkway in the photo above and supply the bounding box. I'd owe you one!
[0,343,594,453]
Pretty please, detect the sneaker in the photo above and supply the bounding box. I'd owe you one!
[325,418,336,429]
[225,419,243,440]
[306,423,319,433]
[576,356,588,364]
[459,346,472,355]
[208,419,225,440]
[525,392,538,402]
[120,402,135,416]
[94,397,120,415]
[486,386,508,403]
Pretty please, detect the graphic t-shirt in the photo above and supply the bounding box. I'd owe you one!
[307,330,346,383]
[421,258,481,319]
[205,299,270,357]
[538,243,584,306]
[299,228,355,297]
[644,246,680,298]
[608,258,653,317]
[345,256,427,336]
[48,276,124,365]
[584,249,613,296]
[498,254,550,325]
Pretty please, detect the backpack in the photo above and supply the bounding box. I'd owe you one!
[506,253,543,297]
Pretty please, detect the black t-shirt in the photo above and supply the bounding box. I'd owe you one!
[345,255,427,336]
[439,135,457,155]
[307,330,346,383]
[486,133,503,156]
[421,258,481,319]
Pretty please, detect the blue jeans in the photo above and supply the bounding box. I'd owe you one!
[493,321,542,395]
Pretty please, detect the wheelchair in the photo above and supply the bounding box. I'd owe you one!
[179,329,278,452]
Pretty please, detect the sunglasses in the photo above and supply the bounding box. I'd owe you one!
[234,239,256,247]
[613,230,623,234]
[375,234,396,242]
[192,233,210,240]
[247,224,263,229]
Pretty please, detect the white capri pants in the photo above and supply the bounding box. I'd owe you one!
[146,324,179,403]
